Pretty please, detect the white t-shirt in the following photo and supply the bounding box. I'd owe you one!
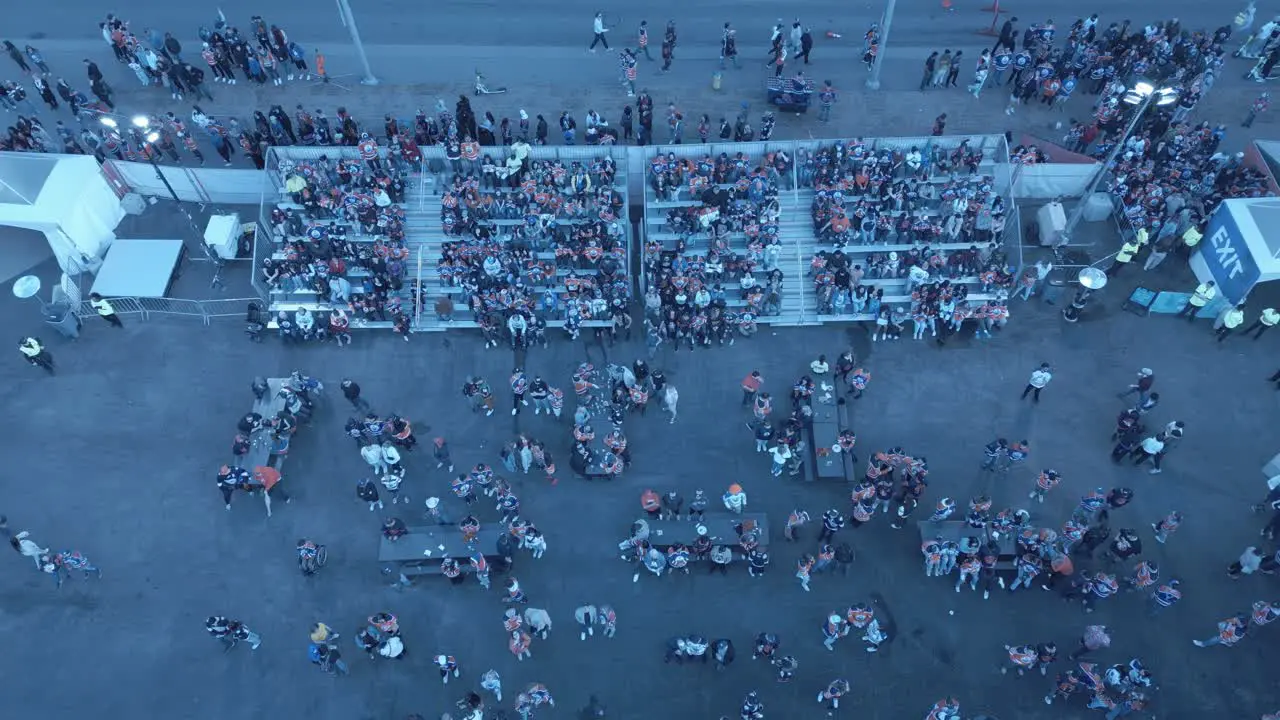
[1029,369,1052,388]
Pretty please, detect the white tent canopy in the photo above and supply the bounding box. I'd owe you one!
[0,153,125,273]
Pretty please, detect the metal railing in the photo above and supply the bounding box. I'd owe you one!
[76,297,260,325]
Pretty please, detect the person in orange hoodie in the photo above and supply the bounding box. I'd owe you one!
[252,465,290,517]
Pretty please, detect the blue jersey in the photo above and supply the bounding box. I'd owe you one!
[1013,52,1032,69]
[1152,585,1181,607]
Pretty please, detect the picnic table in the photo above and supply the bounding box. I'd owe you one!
[917,520,1017,569]
[648,513,770,549]
[572,437,617,480]
[807,385,852,482]
[245,378,288,470]
[378,526,504,576]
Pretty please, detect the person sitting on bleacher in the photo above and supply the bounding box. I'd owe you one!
[435,153,629,341]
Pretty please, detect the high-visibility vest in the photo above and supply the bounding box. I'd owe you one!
[1115,241,1140,263]
[1189,283,1216,307]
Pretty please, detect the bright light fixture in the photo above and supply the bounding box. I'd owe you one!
[1132,81,1155,96]
[145,132,160,143]
[131,115,150,128]
[99,117,118,128]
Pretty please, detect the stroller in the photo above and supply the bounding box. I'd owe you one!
[245,302,266,342]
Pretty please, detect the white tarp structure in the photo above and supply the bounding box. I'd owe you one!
[107,161,268,205]
[1012,163,1101,199]
[0,153,125,273]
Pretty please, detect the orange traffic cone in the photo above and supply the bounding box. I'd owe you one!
[941,0,954,10]
[826,30,842,39]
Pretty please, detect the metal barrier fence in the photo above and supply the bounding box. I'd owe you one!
[75,297,260,325]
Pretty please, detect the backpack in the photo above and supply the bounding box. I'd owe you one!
[307,643,323,663]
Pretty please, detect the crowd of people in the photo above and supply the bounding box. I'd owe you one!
[641,149,790,349]
[263,147,418,341]
[434,139,632,343]
[947,13,1275,251]
[799,138,1015,336]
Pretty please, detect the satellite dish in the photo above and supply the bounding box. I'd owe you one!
[12,275,40,300]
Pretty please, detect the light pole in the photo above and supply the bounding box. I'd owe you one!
[866,0,897,90]
[103,115,201,236]
[1058,80,1178,245]
[336,0,378,85]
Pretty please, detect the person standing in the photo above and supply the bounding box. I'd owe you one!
[1244,306,1279,338]
[341,378,370,413]
[47,550,103,588]
[589,13,611,52]
[1066,624,1110,660]
[1021,362,1052,402]
[945,51,963,87]
[1215,304,1246,341]
[1177,280,1215,319]
[622,48,638,97]
[1227,546,1265,578]
[18,336,54,374]
[799,28,813,64]
[87,293,123,327]
[637,21,652,60]
[1117,368,1154,402]
[932,50,952,87]
[1148,579,1182,615]
[1151,511,1182,544]
[931,113,947,136]
[5,41,31,73]
[818,81,836,122]
[1191,613,1249,648]
[1244,91,1270,127]
[920,52,938,90]
[1107,235,1143,276]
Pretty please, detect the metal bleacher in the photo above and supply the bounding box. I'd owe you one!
[408,145,629,332]
[257,144,630,333]
[639,135,1014,328]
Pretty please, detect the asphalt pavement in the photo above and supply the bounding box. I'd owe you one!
[1,248,1278,720]
[1,4,1279,720]
[0,4,1273,159]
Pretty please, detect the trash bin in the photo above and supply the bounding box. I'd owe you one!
[43,302,82,339]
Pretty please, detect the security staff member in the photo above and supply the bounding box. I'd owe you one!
[1106,232,1145,277]
[1216,304,1246,342]
[18,336,53,374]
[1243,307,1279,339]
[1178,280,1216,320]
[88,293,124,327]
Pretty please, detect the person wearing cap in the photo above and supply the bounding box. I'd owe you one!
[1244,307,1279,338]
[1118,368,1155,402]
[723,484,748,514]
[1179,280,1216,319]
[1215,303,1247,342]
